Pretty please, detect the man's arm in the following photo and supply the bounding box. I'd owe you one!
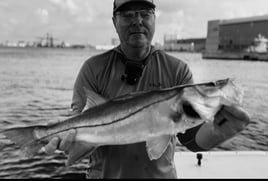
[174,62,250,152]
[177,123,207,152]
[177,105,250,152]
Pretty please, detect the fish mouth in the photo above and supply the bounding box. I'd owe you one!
[182,100,201,119]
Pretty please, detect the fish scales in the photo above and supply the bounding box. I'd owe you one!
[38,88,179,141]
[0,78,245,165]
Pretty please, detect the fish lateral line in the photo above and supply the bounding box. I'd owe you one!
[37,90,180,141]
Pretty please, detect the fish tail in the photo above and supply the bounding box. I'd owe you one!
[1,126,46,157]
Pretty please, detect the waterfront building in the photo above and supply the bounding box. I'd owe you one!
[163,34,206,52]
[203,14,268,61]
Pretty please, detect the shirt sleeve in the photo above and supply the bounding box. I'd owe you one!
[71,60,98,115]
[177,123,207,152]
[176,61,194,85]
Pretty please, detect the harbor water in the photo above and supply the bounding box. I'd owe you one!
[0,48,267,178]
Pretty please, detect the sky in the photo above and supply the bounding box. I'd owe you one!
[1,0,268,45]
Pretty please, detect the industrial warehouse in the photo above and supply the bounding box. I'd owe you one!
[203,14,268,61]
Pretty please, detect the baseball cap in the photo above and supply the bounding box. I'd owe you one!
[113,0,156,14]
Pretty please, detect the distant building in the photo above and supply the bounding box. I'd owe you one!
[203,14,268,61]
[17,41,27,47]
[163,34,206,52]
[4,41,17,47]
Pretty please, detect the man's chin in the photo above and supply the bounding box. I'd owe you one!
[128,40,149,48]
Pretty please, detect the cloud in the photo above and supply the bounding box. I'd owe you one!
[155,10,185,40]
[0,1,8,8]
[36,8,49,24]
[49,0,79,15]
[1,0,268,45]
[46,0,114,26]
[153,0,268,42]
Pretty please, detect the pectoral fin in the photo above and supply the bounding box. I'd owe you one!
[82,87,107,112]
[146,135,171,160]
[66,141,97,166]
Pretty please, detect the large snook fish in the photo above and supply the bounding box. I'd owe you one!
[1,79,244,165]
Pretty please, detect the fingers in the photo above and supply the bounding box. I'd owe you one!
[214,107,225,126]
[222,106,250,130]
[223,105,250,124]
[43,137,60,155]
[59,129,77,154]
[41,129,76,156]
[213,105,250,138]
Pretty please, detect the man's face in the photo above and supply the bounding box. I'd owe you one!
[113,4,155,49]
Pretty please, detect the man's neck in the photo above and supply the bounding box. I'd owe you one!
[120,45,151,62]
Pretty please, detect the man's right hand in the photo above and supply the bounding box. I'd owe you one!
[43,129,77,155]
[41,120,77,155]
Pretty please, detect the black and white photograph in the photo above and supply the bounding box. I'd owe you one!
[0,0,267,179]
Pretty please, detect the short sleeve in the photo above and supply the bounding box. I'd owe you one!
[176,61,194,86]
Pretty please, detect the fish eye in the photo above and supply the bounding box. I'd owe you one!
[182,101,201,119]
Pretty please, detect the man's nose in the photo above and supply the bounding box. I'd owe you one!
[132,13,143,24]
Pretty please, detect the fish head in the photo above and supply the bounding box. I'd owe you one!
[172,78,244,133]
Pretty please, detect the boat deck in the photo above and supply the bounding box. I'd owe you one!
[175,151,268,178]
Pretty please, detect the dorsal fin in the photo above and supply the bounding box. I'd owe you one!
[82,87,107,112]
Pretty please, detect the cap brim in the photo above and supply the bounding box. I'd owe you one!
[114,1,155,13]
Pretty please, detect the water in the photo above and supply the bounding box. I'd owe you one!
[0,48,267,178]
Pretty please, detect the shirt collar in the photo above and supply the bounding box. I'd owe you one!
[113,45,159,57]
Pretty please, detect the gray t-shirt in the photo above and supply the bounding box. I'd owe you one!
[71,46,193,178]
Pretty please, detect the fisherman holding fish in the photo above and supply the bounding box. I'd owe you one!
[4,0,250,179]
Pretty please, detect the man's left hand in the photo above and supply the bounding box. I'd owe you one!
[195,105,250,150]
[213,105,250,140]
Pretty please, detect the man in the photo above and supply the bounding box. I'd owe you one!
[43,0,250,179]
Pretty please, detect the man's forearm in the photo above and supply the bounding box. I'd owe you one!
[177,123,207,152]
[177,121,235,152]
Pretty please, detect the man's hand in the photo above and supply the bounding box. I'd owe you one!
[43,129,77,155]
[195,105,250,150]
[213,105,250,140]
[40,120,77,155]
